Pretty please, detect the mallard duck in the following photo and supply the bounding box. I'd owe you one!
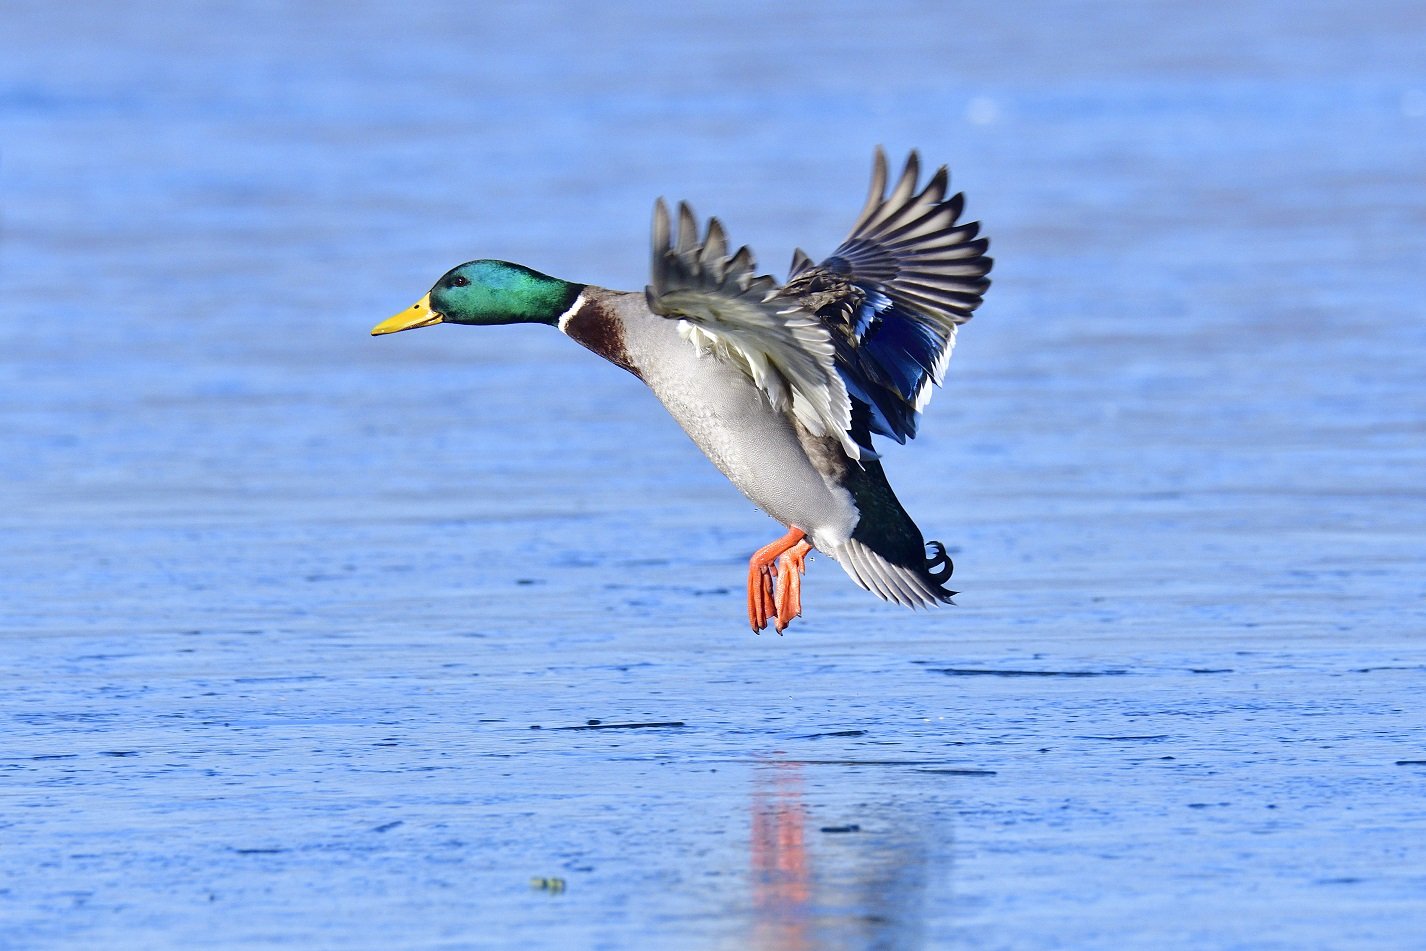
[373,149,991,633]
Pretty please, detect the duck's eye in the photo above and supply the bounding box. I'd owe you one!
[450,275,470,287]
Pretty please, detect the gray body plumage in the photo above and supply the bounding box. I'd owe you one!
[568,290,861,549]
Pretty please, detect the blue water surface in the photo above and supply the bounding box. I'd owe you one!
[3,1,1425,948]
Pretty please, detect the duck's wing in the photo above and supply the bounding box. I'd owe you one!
[783,149,992,448]
[646,199,861,459]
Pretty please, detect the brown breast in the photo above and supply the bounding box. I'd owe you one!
[562,297,644,381]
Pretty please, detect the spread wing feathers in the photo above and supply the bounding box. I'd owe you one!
[646,199,862,459]
[786,148,992,444]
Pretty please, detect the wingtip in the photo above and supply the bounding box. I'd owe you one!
[705,215,726,247]
[652,198,672,252]
[871,147,889,195]
[789,246,814,278]
[924,165,950,202]
[852,147,892,235]
[703,216,729,277]
[893,151,921,200]
[676,201,698,251]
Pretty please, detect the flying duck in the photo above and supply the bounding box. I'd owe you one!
[373,149,991,633]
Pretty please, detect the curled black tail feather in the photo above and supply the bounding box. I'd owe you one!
[925,541,956,594]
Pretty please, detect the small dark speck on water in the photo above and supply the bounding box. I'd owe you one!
[587,719,601,725]
[801,729,868,739]
[232,848,287,855]
[99,751,138,757]
[820,824,861,834]
[1190,668,1234,674]
[1395,760,1426,766]
[372,821,404,833]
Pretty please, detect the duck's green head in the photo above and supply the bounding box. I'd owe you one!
[371,260,584,335]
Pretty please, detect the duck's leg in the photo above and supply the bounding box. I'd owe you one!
[747,528,806,632]
[773,539,813,633]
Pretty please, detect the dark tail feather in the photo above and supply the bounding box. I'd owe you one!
[833,537,957,608]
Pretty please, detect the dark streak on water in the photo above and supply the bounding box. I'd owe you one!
[930,668,1130,678]
[547,720,688,731]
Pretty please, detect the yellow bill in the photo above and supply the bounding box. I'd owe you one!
[371,294,443,335]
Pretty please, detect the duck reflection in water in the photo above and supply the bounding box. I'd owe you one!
[749,761,935,950]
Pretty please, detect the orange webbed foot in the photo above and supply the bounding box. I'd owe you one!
[747,562,777,632]
[746,528,806,633]
[773,539,813,633]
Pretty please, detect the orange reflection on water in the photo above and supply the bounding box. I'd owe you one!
[750,761,813,951]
